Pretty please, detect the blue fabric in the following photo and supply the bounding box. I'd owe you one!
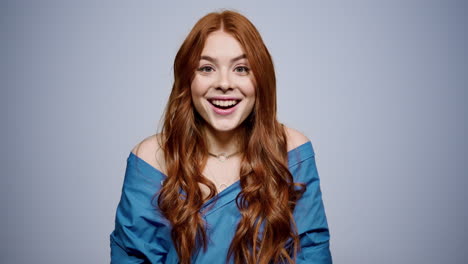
[110,141,332,263]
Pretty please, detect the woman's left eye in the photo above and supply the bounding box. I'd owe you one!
[235,66,250,73]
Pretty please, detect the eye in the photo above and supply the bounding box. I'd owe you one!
[234,66,250,74]
[198,66,214,73]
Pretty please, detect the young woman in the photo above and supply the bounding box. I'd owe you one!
[110,10,332,264]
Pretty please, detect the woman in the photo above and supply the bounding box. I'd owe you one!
[110,10,332,264]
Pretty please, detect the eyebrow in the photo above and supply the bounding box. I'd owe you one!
[199,54,247,63]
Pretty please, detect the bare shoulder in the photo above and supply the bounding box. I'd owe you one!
[284,125,310,152]
[131,133,166,174]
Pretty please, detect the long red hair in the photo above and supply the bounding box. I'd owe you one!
[155,10,305,264]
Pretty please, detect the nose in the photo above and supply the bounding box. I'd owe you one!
[216,69,232,92]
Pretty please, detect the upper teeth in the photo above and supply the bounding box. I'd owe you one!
[211,100,238,107]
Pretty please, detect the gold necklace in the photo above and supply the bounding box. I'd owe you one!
[208,150,240,162]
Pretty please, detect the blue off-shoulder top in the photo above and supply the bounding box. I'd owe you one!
[110,141,332,263]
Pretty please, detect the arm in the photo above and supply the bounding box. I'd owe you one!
[110,235,148,264]
[110,153,170,263]
[291,146,333,263]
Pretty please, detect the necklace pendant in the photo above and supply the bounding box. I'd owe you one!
[218,153,227,162]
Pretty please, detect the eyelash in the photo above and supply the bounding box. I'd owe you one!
[235,66,250,73]
[198,66,214,72]
[197,66,250,73]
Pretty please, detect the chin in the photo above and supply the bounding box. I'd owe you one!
[209,120,241,132]
[211,124,238,132]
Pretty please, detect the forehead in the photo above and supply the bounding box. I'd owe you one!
[200,31,245,59]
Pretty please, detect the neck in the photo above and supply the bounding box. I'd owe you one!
[204,125,243,154]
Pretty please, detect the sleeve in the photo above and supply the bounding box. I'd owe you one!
[110,156,171,264]
[291,150,333,263]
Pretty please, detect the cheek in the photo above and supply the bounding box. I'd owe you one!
[247,82,256,110]
[190,78,204,96]
[243,84,256,111]
[190,80,206,114]
[238,77,256,96]
[245,82,256,99]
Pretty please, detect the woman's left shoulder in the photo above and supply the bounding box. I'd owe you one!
[283,125,310,152]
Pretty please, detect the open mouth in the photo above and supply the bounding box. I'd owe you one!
[208,99,242,110]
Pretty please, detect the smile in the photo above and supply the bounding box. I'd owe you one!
[209,99,240,108]
[207,99,242,115]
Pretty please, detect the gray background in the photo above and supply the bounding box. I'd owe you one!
[2,0,467,263]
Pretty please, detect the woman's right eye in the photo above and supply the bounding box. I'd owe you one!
[198,66,214,72]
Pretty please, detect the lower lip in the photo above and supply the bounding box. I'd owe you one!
[209,101,240,116]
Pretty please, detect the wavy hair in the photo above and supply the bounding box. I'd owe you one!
[155,10,306,264]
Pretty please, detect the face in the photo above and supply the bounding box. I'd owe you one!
[191,30,256,133]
